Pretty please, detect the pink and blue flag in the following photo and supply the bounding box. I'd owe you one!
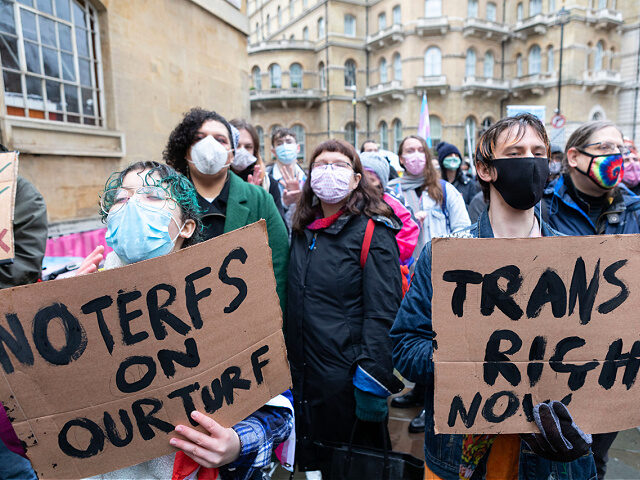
[417,92,432,148]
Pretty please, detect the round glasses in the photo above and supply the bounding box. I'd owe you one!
[100,186,171,215]
[311,160,353,170]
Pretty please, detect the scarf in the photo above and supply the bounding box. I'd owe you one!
[307,209,344,230]
[459,434,497,479]
[394,173,425,191]
[172,453,218,480]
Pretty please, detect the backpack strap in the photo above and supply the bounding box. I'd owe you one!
[360,218,376,269]
[439,179,451,231]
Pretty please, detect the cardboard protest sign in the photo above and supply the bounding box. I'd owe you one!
[431,234,640,435]
[0,152,18,264]
[0,220,292,478]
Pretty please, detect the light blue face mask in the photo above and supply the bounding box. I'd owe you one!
[275,143,298,164]
[105,198,183,265]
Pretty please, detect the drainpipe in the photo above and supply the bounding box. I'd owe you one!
[633,23,640,142]
[325,0,330,137]
[499,0,507,117]
[365,2,370,138]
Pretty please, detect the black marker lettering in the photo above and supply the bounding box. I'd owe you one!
[0,313,34,374]
[598,339,640,390]
[526,268,566,319]
[484,329,522,386]
[132,398,173,441]
[168,383,201,427]
[442,270,483,317]
[32,303,87,365]
[103,409,134,448]
[219,248,248,314]
[549,337,598,391]
[185,268,212,329]
[117,290,147,345]
[201,379,224,414]
[147,283,191,340]
[481,265,523,320]
[482,391,519,423]
[158,338,200,378]
[81,296,115,354]
[221,365,251,405]
[447,392,482,428]
[527,336,547,387]
[568,257,600,325]
[251,345,270,384]
[597,260,629,314]
[115,356,157,393]
[58,418,104,459]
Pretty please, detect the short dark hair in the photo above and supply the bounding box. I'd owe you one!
[163,108,233,176]
[230,118,260,159]
[475,113,550,202]
[271,127,296,145]
[360,139,377,152]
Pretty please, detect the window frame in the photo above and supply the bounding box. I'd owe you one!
[486,2,497,21]
[392,5,401,25]
[528,44,541,75]
[465,48,477,78]
[378,12,387,32]
[424,0,441,18]
[393,53,401,81]
[344,59,356,87]
[344,14,356,37]
[468,0,478,18]
[289,63,302,88]
[424,46,442,76]
[379,120,389,150]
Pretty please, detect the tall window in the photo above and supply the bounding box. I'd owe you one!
[430,116,442,146]
[529,0,541,16]
[486,2,497,21]
[393,53,402,81]
[424,47,442,76]
[379,57,388,83]
[319,61,326,89]
[598,0,607,9]
[516,54,523,77]
[344,59,356,87]
[549,0,556,12]
[424,0,441,18]
[344,14,356,37]
[289,0,294,19]
[378,12,387,31]
[465,48,476,77]
[277,6,282,27]
[379,121,389,150]
[317,16,325,39]
[266,14,271,35]
[292,124,306,160]
[256,126,265,160]
[303,26,309,40]
[464,117,477,158]
[528,45,541,74]
[483,51,494,78]
[345,122,355,146]
[517,2,523,21]
[547,46,554,72]
[303,0,308,8]
[393,5,401,24]
[595,41,604,71]
[1,0,104,125]
[290,63,302,88]
[468,0,478,18]
[255,22,261,41]
[252,66,262,89]
[393,119,402,152]
[269,63,282,88]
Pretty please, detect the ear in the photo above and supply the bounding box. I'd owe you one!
[476,160,496,183]
[353,172,362,189]
[296,144,300,153]
[566,147,580,168]
[180,219,197,239]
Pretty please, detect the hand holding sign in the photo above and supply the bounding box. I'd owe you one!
[75,245,104,276]
[171,411,241,468]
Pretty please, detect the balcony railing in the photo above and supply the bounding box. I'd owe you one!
[586,9,623,29]
[463,18,510,39]
[364,80,404,101]
[416,17,449,36]
[415,75,448,95]
[248,39,316,54]
[513,14,549,37]
[511,72,557,94]
[366,24,404,50]
[462,76,509,92]
[582,70,622,92]
[250,87,324,102]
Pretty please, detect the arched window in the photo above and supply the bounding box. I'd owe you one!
[290,63,302,88]
[393,53,402,81]
[256,126,265,160]
[379,58,388,83]
[277,6,282,26]
[345,122,356,145]
[1,0,104,124]
[255,22,261,41]
[424,47,442,76]
[530,0,542,16]
[465,48,477,77]
[483,51,494,78]
[269,64,282,88]
[547,46,554,72]
[528,45,541,74]
[393,5,401,24]
[430,116,442,146]
[482,117,493,130]
[303,26,309,40]
[609,47,615,70]
[380,121,389,150]
[468,0,478,18]
[486,2,497,21]
[424,0,442,18]
[598,0,607,9]
[252,66,262,90]
[292,124,306,160]
[378,13,387,31]
[464,117,477,157]
[344,59,356,87]
[517,2,523,21]
[266,14,271,35]
[393,119,403,152]
[344,14,356,37]
[516,54,523,77]
[317,17,325,38]
[319,62,326,90]
[595,41,604,71]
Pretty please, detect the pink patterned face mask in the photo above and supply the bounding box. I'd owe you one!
[310,164,354,204]
[402,152,426,175]
[622,161,640,188]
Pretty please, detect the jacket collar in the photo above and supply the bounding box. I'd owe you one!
[223,171,251,233]
[476,208,558,238]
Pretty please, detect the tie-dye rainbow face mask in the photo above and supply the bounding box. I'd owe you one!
[575,150,624,189]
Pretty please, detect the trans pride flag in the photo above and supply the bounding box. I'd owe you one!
[417,92,432,148]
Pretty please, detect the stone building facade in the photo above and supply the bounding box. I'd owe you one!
[0,0,250,229]
[248,0,638,165]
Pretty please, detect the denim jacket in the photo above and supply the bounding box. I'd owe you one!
[390,209,597,480]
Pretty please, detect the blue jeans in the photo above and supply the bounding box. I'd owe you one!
[0,439,37,480]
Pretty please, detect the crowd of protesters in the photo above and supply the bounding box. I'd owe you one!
[0,108,639,480]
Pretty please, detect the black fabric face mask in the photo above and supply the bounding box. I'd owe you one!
[490,157,550,210]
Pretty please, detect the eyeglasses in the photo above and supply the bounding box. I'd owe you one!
[312,160,353,170]
[582,142,630,156]
[100,186,171,215]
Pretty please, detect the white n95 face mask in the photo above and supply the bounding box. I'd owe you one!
[188,136,230,175]
[233,147,257,171]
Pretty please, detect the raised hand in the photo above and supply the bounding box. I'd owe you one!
[281,165,302,206]
[247,164,262,186]
[74,245,104,276]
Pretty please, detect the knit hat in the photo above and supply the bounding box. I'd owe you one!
[229,124,240,151]
[436,141,462,163]
[360,151,390,189]
[551,143,563,154]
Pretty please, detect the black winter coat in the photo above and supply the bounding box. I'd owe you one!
[286,212,404,470]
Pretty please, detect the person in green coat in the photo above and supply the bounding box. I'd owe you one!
[163,108,289,312]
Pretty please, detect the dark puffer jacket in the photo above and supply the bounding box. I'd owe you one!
[286,211,404,470]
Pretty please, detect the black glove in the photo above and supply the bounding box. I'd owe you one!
[521,401,592,462]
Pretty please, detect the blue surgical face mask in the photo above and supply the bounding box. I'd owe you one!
[105,198,183,265]
[275,143,298,164]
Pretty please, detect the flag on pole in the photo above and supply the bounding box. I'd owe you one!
[417,92,432,148]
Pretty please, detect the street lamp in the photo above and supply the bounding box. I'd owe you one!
[556,7,570,115]
[348,84,357,148]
